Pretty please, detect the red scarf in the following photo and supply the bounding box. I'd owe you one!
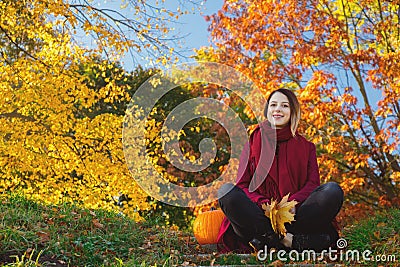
[248,121,309,201]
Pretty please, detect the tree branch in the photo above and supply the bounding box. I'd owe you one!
[0,25,49,67]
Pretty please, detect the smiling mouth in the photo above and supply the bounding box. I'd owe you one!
[273,114,283,118]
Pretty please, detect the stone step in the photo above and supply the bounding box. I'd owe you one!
[182,252,344,267]
[182,264,341,267]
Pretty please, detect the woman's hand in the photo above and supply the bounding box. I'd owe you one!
[289,207,296,214]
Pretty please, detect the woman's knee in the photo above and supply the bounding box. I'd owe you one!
[218,183,243,208]
[218,183,235,199]
[324,182,343,197]
[320,182,344,206]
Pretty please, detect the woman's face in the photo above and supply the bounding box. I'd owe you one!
[266,92,291,129]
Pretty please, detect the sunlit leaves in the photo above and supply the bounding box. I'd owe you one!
[0,0,206,219]
[207,0,400,204]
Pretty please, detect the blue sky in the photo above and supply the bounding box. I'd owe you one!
[119,0,224,70]
[113,1,381,110]
[169,0,224,60]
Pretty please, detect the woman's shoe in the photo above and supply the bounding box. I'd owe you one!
[292,233,331,252]
[248,237,264,252]
[249,232,283,252]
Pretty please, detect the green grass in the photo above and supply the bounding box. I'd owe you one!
[0,194,143,266]
[341,208,399,266]
[0,193,399,266]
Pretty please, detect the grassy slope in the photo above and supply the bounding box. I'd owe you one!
[0,194,398,266]
[341,207,399,266]
[0,194,142,266]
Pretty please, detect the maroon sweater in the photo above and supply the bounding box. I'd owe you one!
[217,123,320,252]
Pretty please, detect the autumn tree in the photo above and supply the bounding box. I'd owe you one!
[206,0,399,206]
[123,60,257,225]
[0,0,202,219]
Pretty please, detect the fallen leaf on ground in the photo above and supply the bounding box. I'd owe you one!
[92,219,104,229]
[36,231,51,243]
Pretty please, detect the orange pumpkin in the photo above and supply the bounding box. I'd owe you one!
[193,209,225,245]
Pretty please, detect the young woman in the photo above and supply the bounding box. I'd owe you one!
[217,88,344,253]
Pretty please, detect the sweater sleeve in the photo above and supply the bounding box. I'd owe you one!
[289,142,320,203]
[235,134,269,205]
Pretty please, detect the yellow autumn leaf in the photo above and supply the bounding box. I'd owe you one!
[262,194,297,236]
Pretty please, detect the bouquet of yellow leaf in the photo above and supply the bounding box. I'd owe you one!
[261,193,298,237]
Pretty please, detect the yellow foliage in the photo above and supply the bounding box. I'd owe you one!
[0,0,186,220]
[261,194,297,236]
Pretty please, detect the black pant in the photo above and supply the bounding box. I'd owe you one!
[218,182,344,243]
